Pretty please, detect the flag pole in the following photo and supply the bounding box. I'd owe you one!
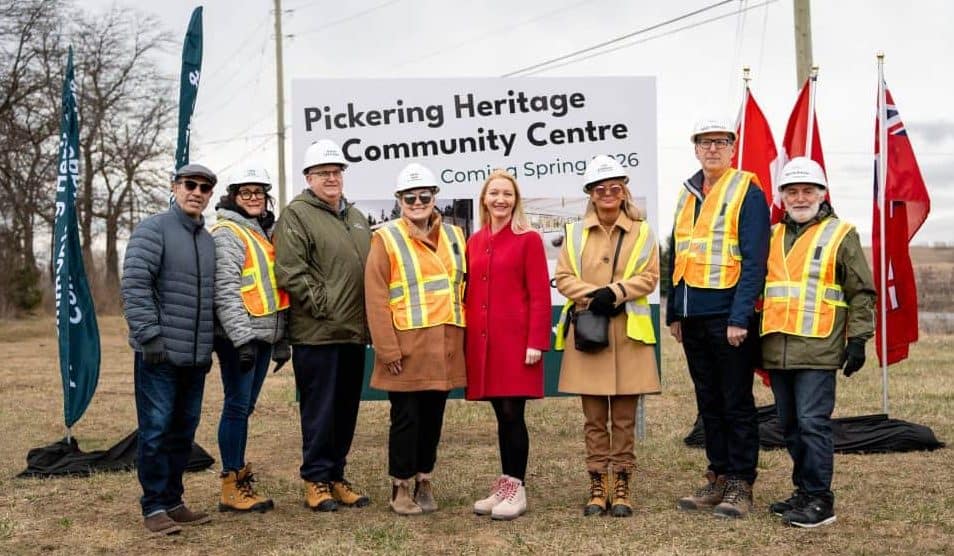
[805,65,819,156]
[877,52,889,414]
[737,66,750,170]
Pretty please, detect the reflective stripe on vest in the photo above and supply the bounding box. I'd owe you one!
[672,169,749,289]
[554,220,657,350]
[211,220,290,317]
[377,219,466,330]
[760,217,853,338]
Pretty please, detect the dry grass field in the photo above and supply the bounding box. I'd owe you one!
[1,315,951,555]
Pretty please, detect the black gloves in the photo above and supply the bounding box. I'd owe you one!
[586,287,617,316]
[843,337,866,377]
[141,337,166,365]
[237,342,258,374]
[271,339,291,373]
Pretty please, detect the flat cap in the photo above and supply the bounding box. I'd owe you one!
[174,162,218,185]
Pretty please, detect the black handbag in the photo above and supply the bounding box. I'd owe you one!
[571,231,625,353]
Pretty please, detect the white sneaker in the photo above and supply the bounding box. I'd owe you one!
[491,478,527,521]
[473,475,509,515]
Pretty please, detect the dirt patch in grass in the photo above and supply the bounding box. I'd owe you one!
[0,316,951,554]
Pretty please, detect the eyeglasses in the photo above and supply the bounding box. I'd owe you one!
[401,192,434,206]
[591,184,623,197]
[181,179,214,194]
[695,138,734,150]
[237,189,267,200]
[308,169,343,180]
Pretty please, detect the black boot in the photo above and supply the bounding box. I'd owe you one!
[782,495,836,528]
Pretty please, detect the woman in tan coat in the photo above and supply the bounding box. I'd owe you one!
[364,162,467,516]
[555,155,660,518]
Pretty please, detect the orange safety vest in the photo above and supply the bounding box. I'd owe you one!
[760,217,852,338]
[672,168,752,289]
[376,219,466,331]
[212,220,290,317]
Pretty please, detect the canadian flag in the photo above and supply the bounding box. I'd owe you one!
[732,86,784,224]
[780,76,832,208]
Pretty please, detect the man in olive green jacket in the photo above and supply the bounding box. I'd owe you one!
[273,139,372,512]
[760,157,875,529]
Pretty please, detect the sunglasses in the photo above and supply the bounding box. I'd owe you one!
[181,179,214,194]
[401,192,433,205]
[591,184,623,197]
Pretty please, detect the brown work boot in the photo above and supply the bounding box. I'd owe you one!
[414,472,438,513]
[219,464,274,513]
[677,470,727,511]
[583,471,610,516]
[610,470,634,518]
[390,478,423,516]
[331,479,370,508]
[167,504,212,525]
[143,511,182,536]
[304,480,338,512]
[713,479,754,518]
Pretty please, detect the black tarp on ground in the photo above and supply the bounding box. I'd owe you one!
[18,431,215,477]
[684,404,945,453]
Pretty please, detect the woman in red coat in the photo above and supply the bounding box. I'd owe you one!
[465,169,551,520]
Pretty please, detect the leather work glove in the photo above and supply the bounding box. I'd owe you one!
[271,339,291,373]
[237,342,257,374]
[843,337,866,377]
[141,337,166,365]
[586,287,617,317]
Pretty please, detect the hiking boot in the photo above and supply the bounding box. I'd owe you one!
[713,479,753,518]
[491,477,527,521]
[331,479,370,508]
[782,496,836,528]
[143,511,182,536]
[584,471,610,516]
[167,504,212,525]
[677,470,727,511]
[769,489,808,517]
[219,465,274,513]
[414,473,438,513]
[390,478,423,516]
[304,480,338,512]
[474,475,509,515]
[610,470,633,518]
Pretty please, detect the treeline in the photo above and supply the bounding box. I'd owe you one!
[1,0,175,315]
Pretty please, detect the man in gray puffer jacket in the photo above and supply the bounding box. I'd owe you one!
[121,163,217,535]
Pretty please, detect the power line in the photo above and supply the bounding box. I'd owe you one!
[502,0,734,77]
[217,136,275,175]
[203,16,271,82]
[289,0,401,38]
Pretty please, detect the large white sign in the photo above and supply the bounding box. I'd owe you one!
[291,77,659,303]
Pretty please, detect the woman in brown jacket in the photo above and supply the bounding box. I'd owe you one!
[555,155,660,518]
[364,162,467,516]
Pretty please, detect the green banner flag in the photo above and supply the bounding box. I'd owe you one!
[54,46,101,429]
[174,6,203,170]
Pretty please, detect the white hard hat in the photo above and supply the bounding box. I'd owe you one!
[228,163,271,191]
[302,139,348,174]
[778,157,827,190]
[583,155,628,188]
[690,118,737,142]
[395,162,439,195]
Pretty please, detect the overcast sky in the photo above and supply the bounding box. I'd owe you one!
[78,0,953,245]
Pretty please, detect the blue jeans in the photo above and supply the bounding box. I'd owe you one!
[769,369,836,502]
[134,352,207,516]
[214,336,272,472]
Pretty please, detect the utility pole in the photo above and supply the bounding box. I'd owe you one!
[793,0,813,87]
[273,0,287,209]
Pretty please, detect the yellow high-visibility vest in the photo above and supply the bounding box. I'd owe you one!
[211,220,290,317]
[760,217,852,338]
[376,219,466,330]
[671,168,753,289]
[554,220,657,351]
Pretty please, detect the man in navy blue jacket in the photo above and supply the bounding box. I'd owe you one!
[668,119,770,518]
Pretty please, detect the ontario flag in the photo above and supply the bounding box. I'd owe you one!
[732,86,784,223]
[780,76,832,208]
[873,83,930,366]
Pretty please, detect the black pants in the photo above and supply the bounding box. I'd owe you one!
[681,315,760,483]
[292,343,365,482]
[388,390,449,480]
[491,398,529,482]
